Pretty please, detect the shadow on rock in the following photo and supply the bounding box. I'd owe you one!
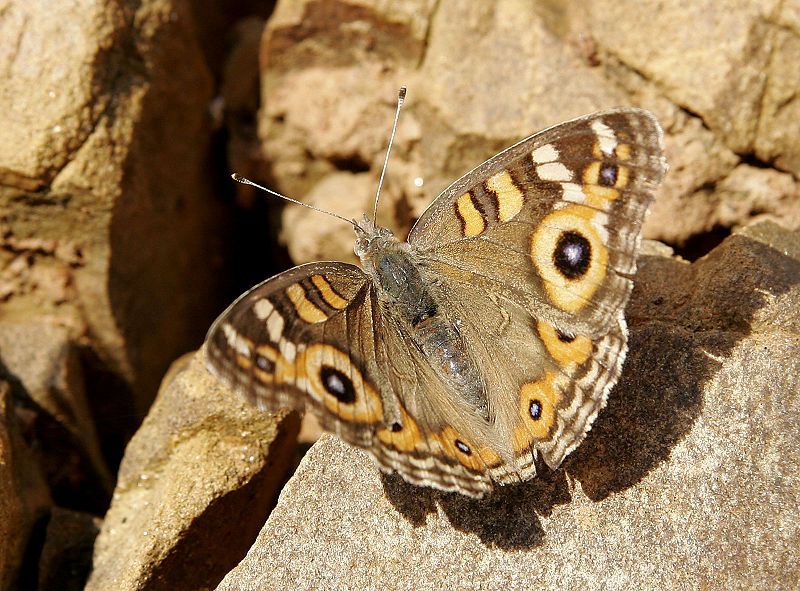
[383,464,572,550]
[387,229,800,542]
[570,234,800,499]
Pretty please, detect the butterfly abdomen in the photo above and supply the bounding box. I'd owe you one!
[368,241,488,417]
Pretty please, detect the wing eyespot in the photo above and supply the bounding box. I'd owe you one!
[301,344,383,424]
[529,399,542,421]
[454,439,472,455]
[320,365,356,404]
[553,230,592,279]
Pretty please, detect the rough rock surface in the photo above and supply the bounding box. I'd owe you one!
[215,222,800,591]
[257,0,799,260]
[0,0,226,417]
[85,352,300,591]
[37,508,101,591]
[584,0,800,174]
[0,0,797,589]
[0,382,51,591]
[0,322,111,513]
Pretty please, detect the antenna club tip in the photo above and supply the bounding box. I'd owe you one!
[231,172,243,182]
[398,86,407,102]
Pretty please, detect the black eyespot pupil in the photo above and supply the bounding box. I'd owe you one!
[390,422,402,432]
[320,366,356,404]
[556,330,576,343]
[554,231,591,279]
[255,355,273,371]
[454,439,471,455]
[599,163,618,187]
[529,399,542,420]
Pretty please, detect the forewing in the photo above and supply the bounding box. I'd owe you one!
[205,262,388,448]
[408,108,666,339]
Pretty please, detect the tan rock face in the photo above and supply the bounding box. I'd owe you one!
[214,222,800,591]
[0,382,51,591]
[0,0,227,418]
[85,352,301,591]
[36,507,100,591]
[257,0,799,259]
[1,0,798,588]
[0,323,112,513]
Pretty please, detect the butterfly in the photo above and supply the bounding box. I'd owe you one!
[204,100,667,498]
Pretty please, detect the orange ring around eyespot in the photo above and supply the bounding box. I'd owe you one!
[301,344,383,424]
[427,427,503,471]
[376,403,424,452]
[512,372,563,453]
[536,321,593,368]
[530,205,608,313]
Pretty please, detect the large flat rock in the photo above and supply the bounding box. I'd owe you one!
[216,222,800,590]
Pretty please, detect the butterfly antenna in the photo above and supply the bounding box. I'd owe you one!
[230,173,357,228]
[371,86,406,224]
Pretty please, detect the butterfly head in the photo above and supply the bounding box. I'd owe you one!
[353,214,397,260]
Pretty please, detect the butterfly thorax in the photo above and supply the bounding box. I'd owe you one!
[354,215,489,418]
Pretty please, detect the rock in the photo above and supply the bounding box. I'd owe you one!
[258,0,799,260]
[0,381,51,591]
[85,351,301,591]
[753,4,800,174]
[0,0,228,418]
[282,172,374,265]
[582,0,796,170]
[713,165,800,231]
[0,322,112,513]
[215,221,800,590]
[220,17,268,206]
[36,507,101,591]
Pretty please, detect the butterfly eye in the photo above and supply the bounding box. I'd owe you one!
[553,231,591,279]
[319,365,356,404]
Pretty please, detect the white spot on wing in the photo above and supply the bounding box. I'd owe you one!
[560,182,587,204]
[536,162,573,182]
[591,119,617,155]
[222,323,251,358]
[531,143,559,163]
[253,298,274,320]
[591,211,610,242]
[279,339,296,362]
[267,312,284,342]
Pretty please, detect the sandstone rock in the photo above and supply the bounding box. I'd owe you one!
[215,221,800,590]
[0,382,51,591]
[282,172,374,265]
[258,0,799,258]
[712,165,800,232]
[583,0,779,163]
[85,351,300,591]
[36,507,100,591]
[0,0,227,417]
[0,322,112,513]
[753,3,800,174]
[220,16,268,208]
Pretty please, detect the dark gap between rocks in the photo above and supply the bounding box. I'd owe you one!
[668,224,732,261]
[330,153,372,173]
[16,511,50,591]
